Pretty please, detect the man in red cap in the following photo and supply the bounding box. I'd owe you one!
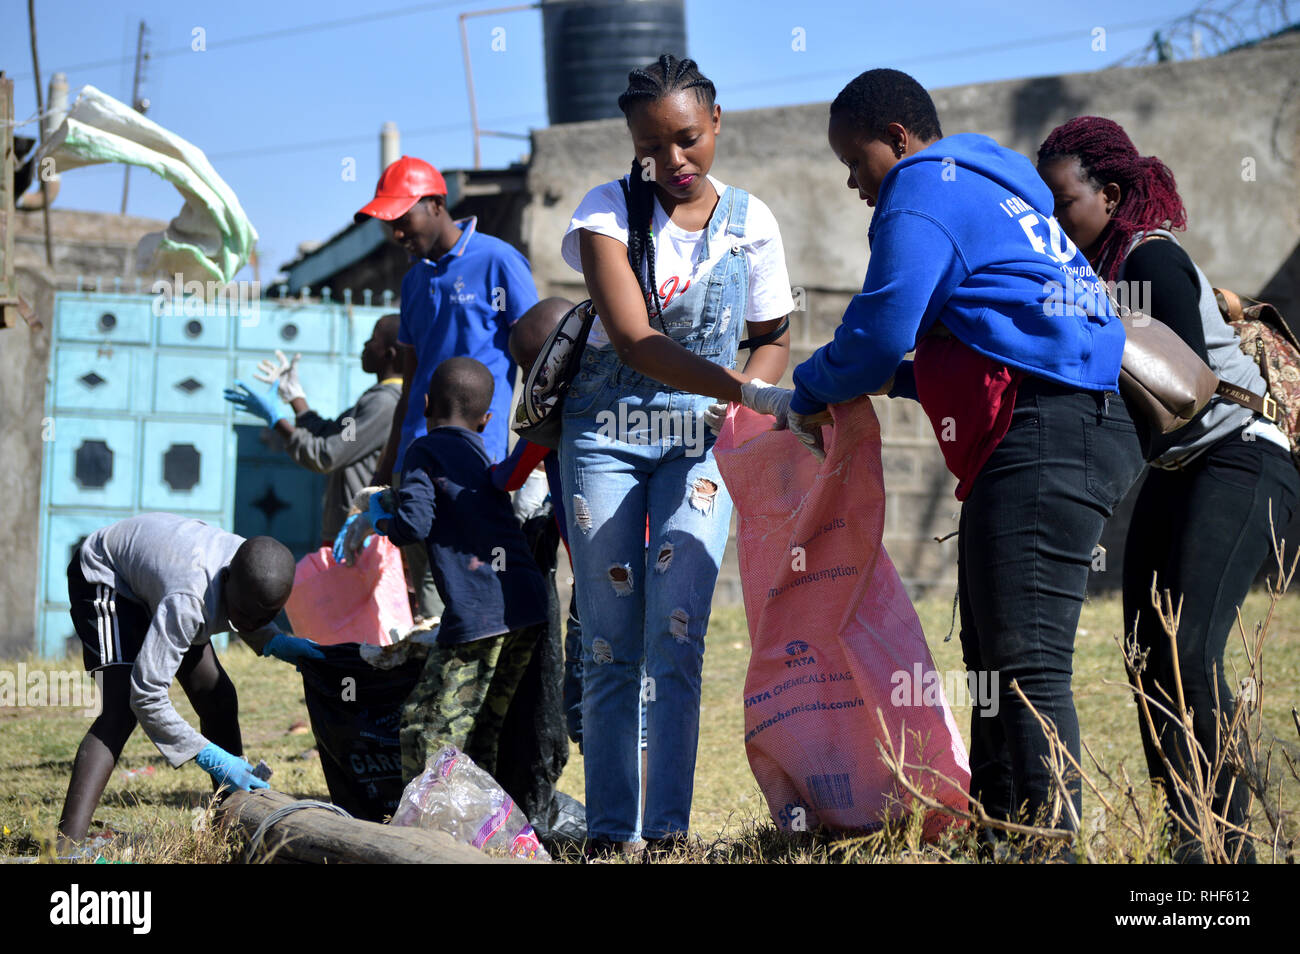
[357,156,539,619]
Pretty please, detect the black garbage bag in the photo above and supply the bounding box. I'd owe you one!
[544,790,587,847]
[494,503,571,834]
[297,643,424,822]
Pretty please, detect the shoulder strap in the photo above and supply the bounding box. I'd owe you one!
[738,316,789,351]
[725,187,749,238]
[1215,287,1245,323]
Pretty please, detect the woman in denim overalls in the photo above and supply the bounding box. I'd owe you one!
[561,56,792,853]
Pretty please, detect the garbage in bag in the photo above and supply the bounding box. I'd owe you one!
[713,399,970,838]
[297,642,424,822]
[285,536,411,647]
[390,746,549,861]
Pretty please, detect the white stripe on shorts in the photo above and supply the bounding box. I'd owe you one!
[95,584,108,663]
[109,589,121,660]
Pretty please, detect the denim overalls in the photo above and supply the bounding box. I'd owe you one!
[560,184,751,841]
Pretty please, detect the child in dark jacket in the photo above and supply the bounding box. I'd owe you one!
[371,356,549,784]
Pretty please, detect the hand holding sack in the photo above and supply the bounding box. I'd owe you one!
[290,486,412,648]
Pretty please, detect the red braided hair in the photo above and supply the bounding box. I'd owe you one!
[1038,116,1187,281]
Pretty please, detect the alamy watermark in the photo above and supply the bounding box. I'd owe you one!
[594,403,707,457]
[151,274,261,324]
[890,664,999,717]
[0,665,103,717]
[1043,279,1153,318]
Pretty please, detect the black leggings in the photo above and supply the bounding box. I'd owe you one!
[1122,431,1300,862]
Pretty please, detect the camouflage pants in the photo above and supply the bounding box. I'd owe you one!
[399,625,542,784]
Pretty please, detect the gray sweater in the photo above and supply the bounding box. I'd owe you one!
[1120,230,1268,464]
[282,379,401,540]
[79,513,279,767]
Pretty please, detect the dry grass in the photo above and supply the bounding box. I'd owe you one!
[3,586,1298,864]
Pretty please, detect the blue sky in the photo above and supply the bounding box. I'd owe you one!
[4,0,1207,285]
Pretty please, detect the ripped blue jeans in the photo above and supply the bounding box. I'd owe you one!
[560,348,733,841]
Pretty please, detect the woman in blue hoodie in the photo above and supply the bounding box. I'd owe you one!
[766,69,1145,845]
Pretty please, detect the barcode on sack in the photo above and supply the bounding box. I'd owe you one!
[804,773,854,810]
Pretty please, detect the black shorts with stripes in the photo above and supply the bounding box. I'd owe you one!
[67,551,151,672]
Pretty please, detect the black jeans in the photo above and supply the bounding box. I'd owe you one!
[958,376,1144,835]
[1123,431,1299,862]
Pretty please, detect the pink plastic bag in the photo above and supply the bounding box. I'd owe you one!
[284,536,412,647]
[714,398,970,837]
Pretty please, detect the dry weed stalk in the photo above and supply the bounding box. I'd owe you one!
[872,708,1076,851]
[876,515,1300,865]
[1117,505,1298,863]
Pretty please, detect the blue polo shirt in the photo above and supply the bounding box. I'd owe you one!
[396,217,539,471]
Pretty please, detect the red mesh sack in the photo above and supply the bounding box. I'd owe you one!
[714,398,970,836]
[284,536,412,647]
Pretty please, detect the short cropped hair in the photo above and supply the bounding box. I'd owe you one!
[227,536,295,624]
[829,68,943,143]
[509,297,575,369]
[427,356,494,421]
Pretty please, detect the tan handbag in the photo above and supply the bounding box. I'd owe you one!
[1117,310,1220,435]
[1111,233,1220,436]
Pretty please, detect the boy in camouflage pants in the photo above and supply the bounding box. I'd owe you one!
[399,627,540,782]
[367,357,548,785]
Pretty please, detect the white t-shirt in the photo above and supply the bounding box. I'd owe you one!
[561,175,795,348]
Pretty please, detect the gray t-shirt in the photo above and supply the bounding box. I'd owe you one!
[282,379,400,540]
[79,513,279,766]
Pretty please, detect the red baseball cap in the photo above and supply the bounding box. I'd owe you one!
[354,156,448,223]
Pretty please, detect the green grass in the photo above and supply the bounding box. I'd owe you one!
[3,590,1298,863]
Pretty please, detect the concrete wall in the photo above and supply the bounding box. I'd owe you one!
[521,35,1300,599]
[0,209,166,657]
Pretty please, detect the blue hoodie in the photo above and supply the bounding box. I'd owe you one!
[791,134,1125,414]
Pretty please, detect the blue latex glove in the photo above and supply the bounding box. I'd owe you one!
[332,513,372,563]
[367,494,395,535]
[263,633,325,663]
[223,378,288,426]
[195,742,270,792]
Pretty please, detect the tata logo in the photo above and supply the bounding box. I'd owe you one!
[785,640,810,656]
[450,275,476,304]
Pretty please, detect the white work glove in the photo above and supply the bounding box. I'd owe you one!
[255,350,306,404]
[739,378,794,426]
[702,402,728,435]
[788,409,832,462]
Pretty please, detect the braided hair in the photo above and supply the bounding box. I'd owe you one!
[616,54,717,317]
[1038,116,1187,281]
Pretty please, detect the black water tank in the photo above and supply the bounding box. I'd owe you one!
[542,0,688,125]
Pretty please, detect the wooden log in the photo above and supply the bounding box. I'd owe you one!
[215,790,527,864]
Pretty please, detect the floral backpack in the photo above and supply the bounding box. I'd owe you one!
[1213,288,1300,468]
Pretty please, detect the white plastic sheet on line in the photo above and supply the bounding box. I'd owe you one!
[37,85,257,284]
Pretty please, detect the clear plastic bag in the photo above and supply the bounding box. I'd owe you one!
[389,746,549,861]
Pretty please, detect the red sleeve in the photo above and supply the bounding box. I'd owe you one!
[491,439,551,492]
